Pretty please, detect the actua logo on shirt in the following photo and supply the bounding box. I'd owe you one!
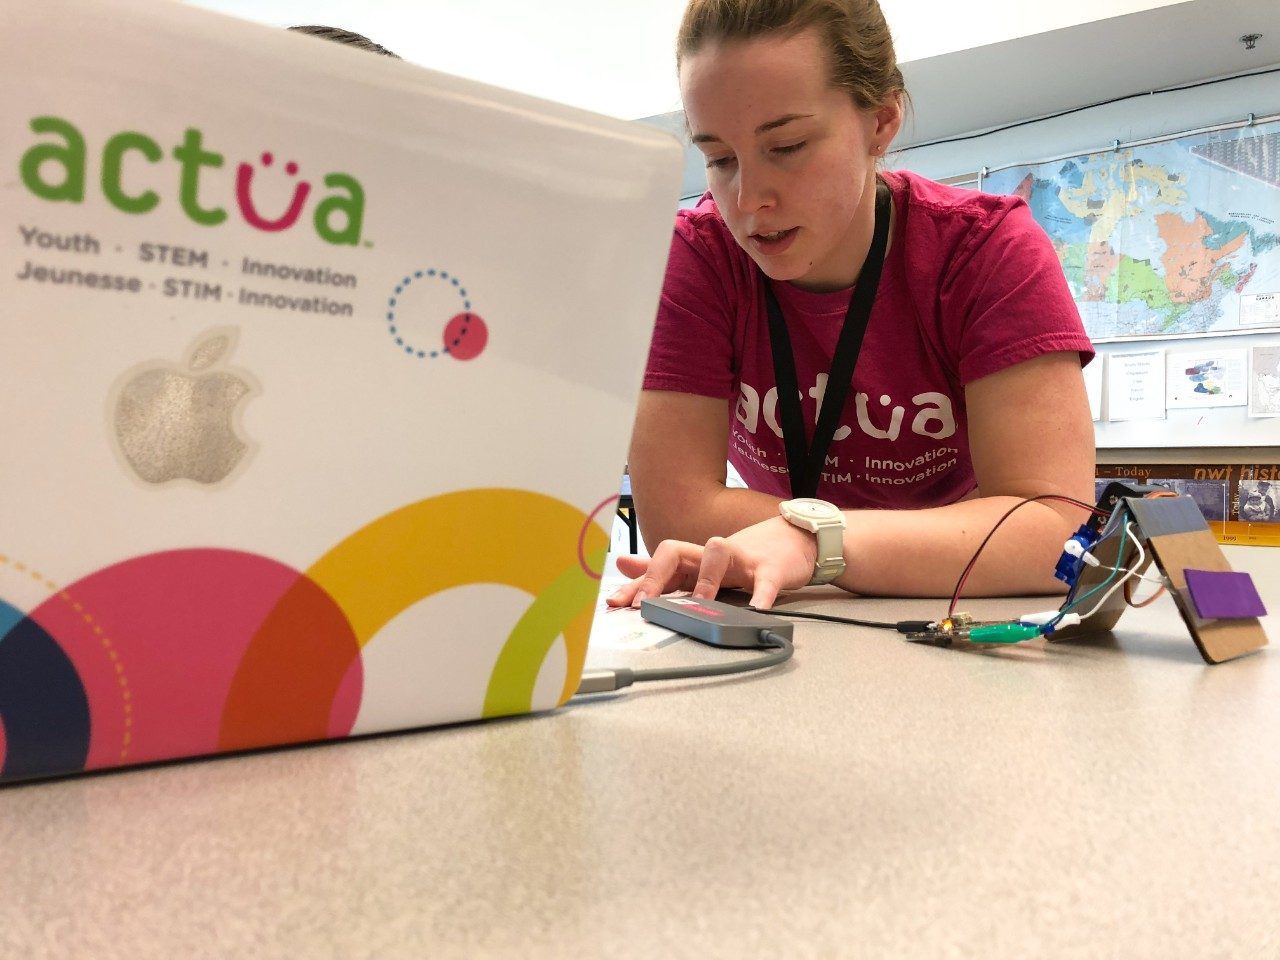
[18,116,366,246]
[736,373,957,441]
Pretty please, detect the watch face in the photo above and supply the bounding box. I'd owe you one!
[790,498,837,519]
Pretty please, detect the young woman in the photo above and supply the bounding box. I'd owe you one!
[609,0,1096,610]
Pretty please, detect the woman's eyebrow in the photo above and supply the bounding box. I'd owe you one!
[756,113,813,134]
[690,113,815,145]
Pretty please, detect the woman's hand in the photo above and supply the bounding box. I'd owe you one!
[606,516,820,609]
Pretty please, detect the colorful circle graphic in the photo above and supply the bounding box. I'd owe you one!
[0,600,91,781]
[443,311,487,360]
[220,488,607,751]
[385,268,488,361]
[30,550,360,770]
[577,493,621,580]
[0,489,608,781]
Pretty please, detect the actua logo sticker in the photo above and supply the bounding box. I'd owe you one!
[18,116,367,246]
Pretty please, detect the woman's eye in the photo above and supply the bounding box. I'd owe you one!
[772,142,806,156]
[705,156,735,170]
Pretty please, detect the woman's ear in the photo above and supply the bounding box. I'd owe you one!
[871,94,904,153]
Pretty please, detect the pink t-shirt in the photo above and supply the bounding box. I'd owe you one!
[642,169,1095,509]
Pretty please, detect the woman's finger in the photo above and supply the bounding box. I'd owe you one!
[614,554,650,579]
[606,551,702,607]
[634,543,702,602]
[626,540,704,607]
[605,576,644,607]
[691,536,734,599]
[747,565,783,610]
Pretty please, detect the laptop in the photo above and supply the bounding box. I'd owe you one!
[0,0,682,781]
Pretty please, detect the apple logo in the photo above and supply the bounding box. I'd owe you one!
[111,328,257,485]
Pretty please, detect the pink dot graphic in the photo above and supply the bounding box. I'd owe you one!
[444,312,488,361]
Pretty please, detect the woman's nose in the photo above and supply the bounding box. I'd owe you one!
[735,162,775,214]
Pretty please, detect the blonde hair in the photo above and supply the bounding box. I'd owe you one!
[676,0,905,112]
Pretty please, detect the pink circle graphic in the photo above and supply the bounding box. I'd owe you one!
[444,312,488,361]
[29,549,360,770]
[577,493,619,580]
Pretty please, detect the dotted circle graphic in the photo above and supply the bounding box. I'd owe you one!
[386,269,487,361]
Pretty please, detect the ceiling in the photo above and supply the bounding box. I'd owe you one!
[181,0,1280,169]
[895,0,1280,148]
[183,0,1261,124]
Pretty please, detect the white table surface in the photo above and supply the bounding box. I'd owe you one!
[3,546,1278,959]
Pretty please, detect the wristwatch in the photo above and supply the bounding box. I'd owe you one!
[778,498,847,585]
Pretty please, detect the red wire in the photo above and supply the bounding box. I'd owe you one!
[1124,577,1166,607]
[946,494,1110,618]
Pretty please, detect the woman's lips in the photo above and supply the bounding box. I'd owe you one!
[750,226,798,256]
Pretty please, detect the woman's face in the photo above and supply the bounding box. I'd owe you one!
[680,28,900,291]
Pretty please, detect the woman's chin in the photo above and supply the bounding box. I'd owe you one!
[747,255,804,284]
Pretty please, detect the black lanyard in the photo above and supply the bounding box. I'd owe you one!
[763,180,892,499]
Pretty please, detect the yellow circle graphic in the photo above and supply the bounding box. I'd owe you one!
[303,488,606,716]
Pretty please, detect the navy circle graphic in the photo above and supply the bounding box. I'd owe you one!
[0,602,91,782]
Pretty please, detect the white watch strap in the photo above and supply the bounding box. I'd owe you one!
[809,523,845,585]
[779,499,846,586]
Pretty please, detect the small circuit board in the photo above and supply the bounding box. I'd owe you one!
[903,612,982,646]
[904,612,1041,647]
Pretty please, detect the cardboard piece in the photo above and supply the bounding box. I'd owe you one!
[1049,495,1268,663]
[1146,529,1268,663]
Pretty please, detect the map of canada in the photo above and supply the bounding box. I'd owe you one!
[982,125,1280,342]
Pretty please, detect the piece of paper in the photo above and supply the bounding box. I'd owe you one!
[1083,354,1105,421]
[1249,344,1280,417]
[1166,349,1248,408]
[1240,292,1280,328]
[588,595,682,654]
[1184,569,1267,619]
[1106,349,1166,421]
[586,558,682,654]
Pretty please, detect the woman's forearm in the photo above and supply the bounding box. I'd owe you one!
[634,478,793,547]
[635,482,783,550]
[837,496,1084,598]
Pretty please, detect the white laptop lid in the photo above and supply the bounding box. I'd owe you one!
[0,0,682,780]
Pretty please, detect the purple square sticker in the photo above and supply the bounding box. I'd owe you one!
[1184,569,1267,619]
